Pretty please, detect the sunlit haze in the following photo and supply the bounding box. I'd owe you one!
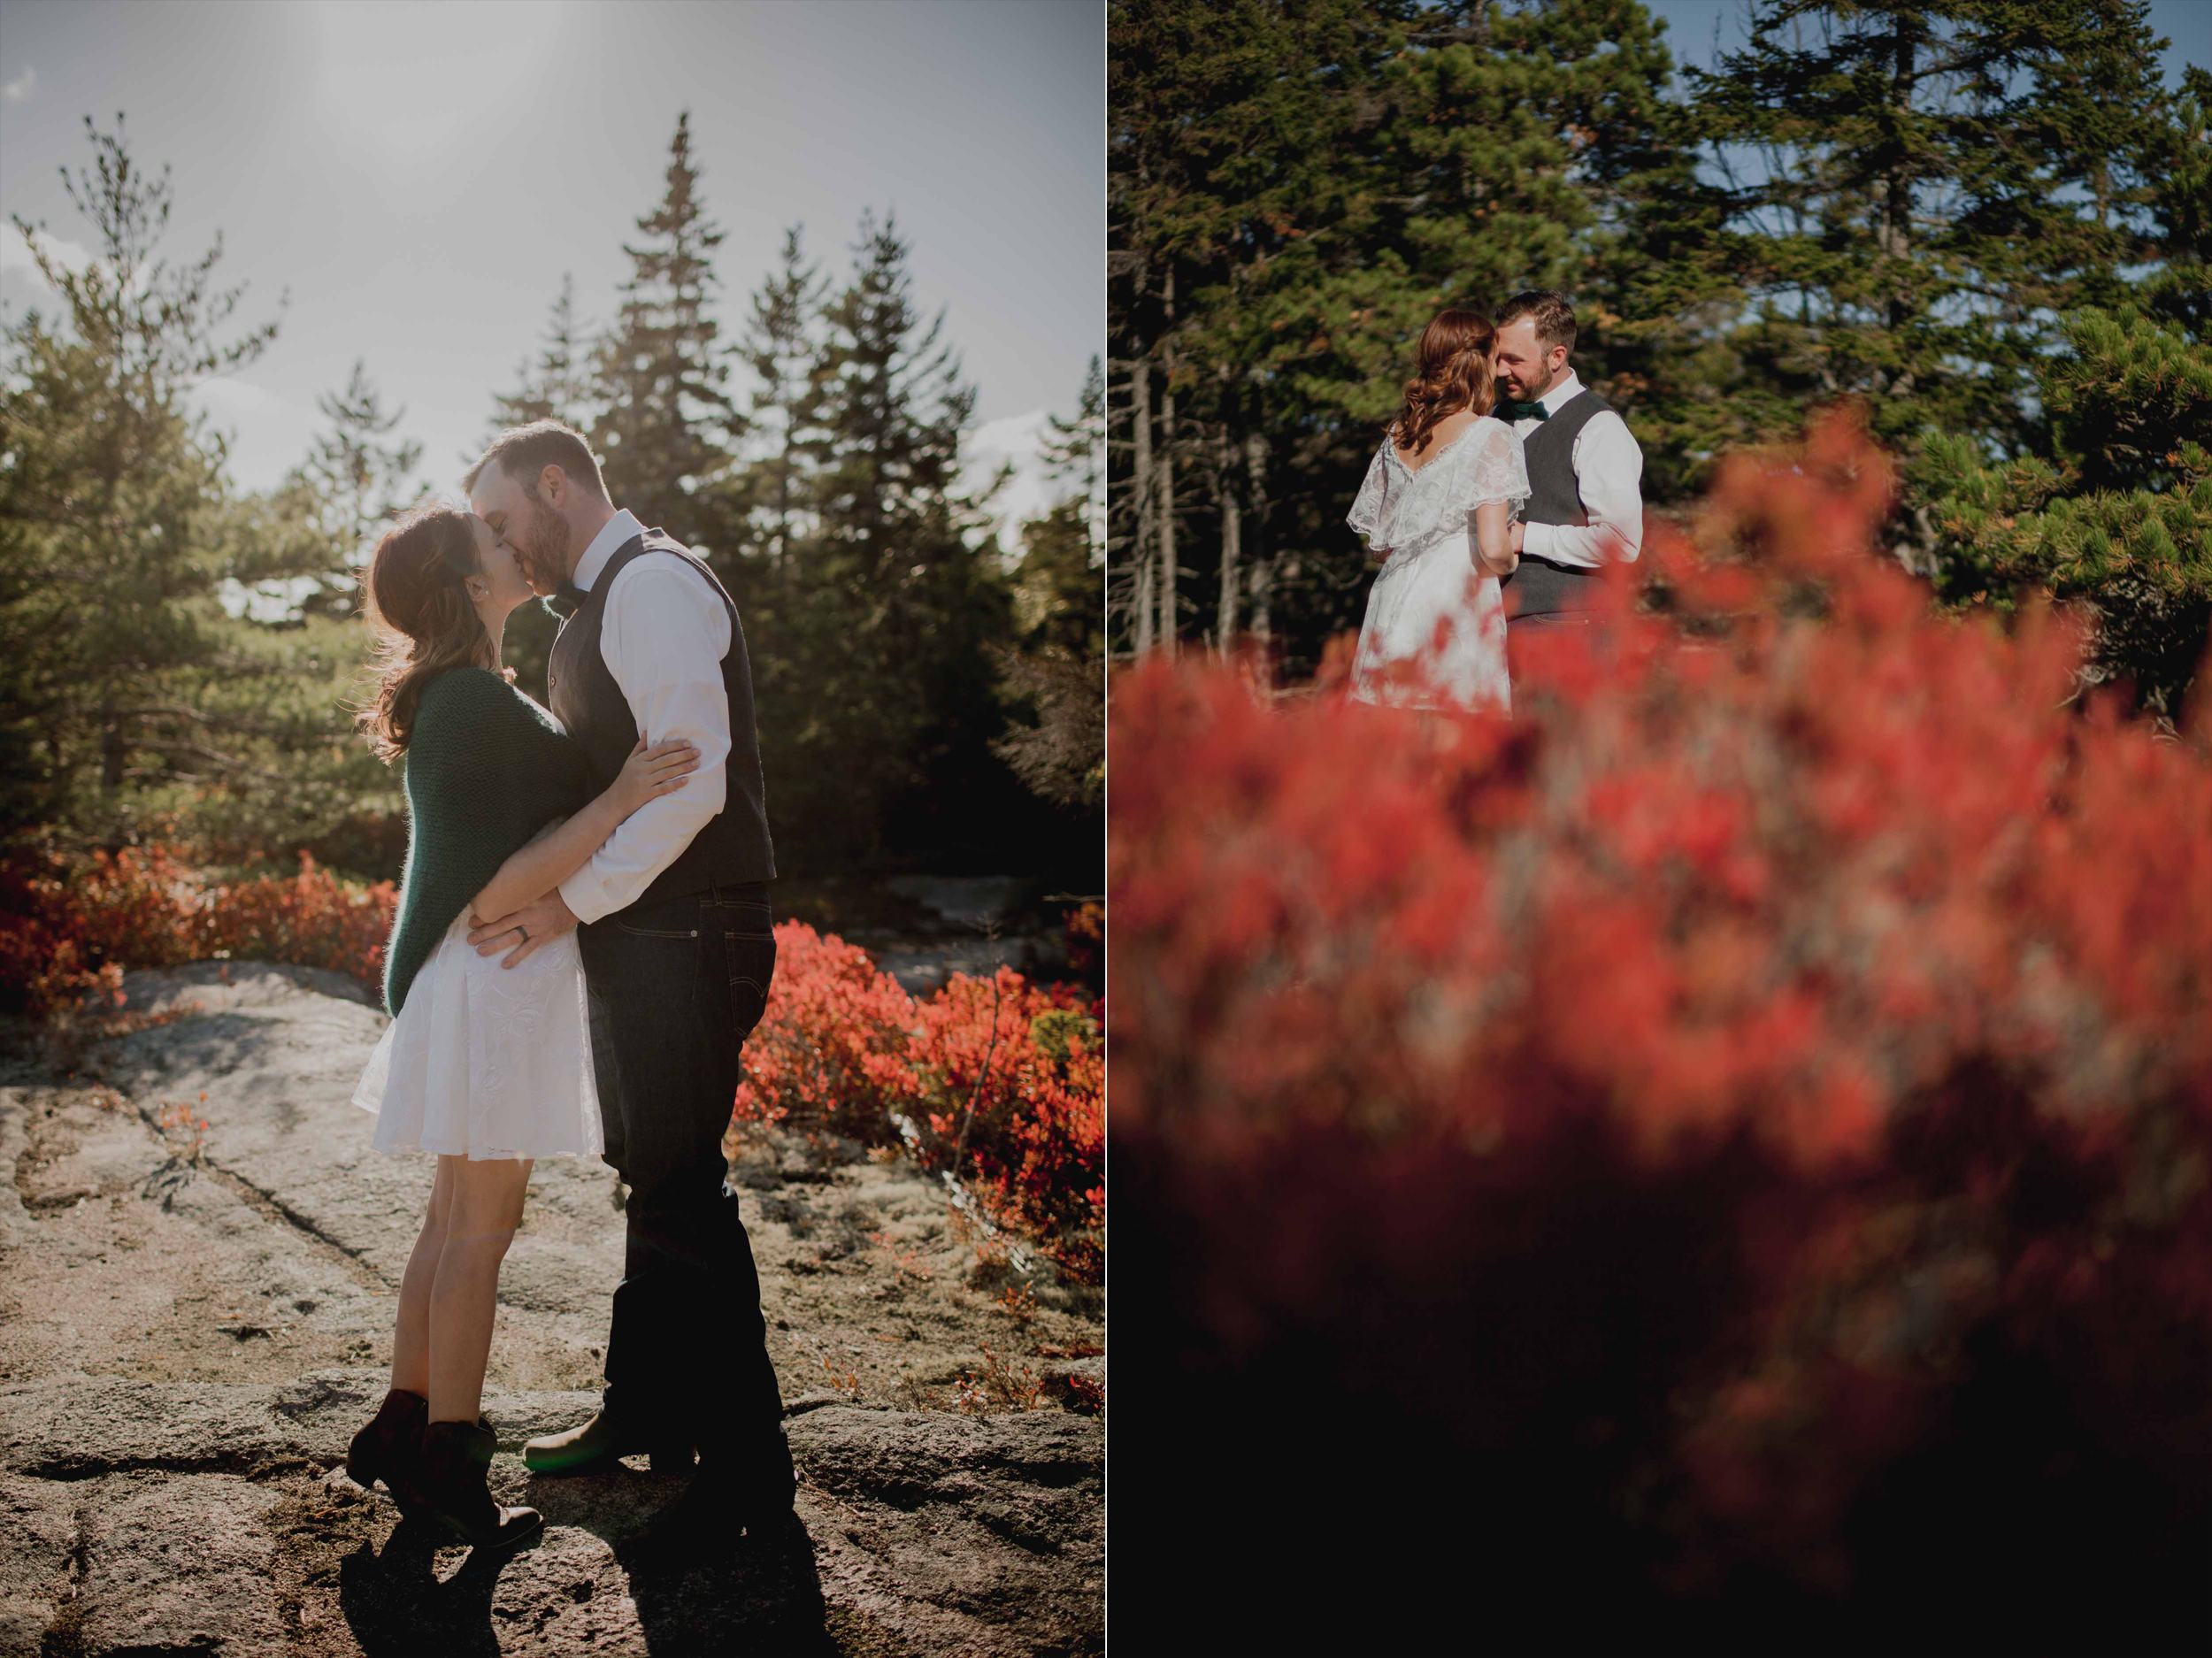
[0,0,1103,547]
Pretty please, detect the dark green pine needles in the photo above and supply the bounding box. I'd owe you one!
[382,667,592,1017]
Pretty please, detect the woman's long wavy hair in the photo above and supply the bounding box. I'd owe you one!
[1388,309,1497,457]
[355,504,497,762]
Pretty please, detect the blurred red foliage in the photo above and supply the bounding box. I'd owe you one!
[0,845,395,1017]
[1110,411,2212,1607]
[733,921,1102,1282]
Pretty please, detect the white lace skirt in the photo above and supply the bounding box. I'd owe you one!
[351,904,603,1161]
[1351,529,1511,713]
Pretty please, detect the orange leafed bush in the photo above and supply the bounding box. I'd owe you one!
[1110,412,2212,1605]
[0,846,395,1016]
[733,921,1103,1281]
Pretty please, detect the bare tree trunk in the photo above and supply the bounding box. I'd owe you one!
[1130,354,1156,656]
[1215,425,1240,654]
[1878,15,1920,394]
[1244,430,1272,656]
[1156,268,1178,657]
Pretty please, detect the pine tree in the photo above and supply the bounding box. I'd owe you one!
[592,111,737,545]
[1016,358,1107,656]
[487,272,592,436]
[1684,0,2172,464]
[767,210,1014,864]
[1043,354,1106,562]
[1920,306,2212,718]
[0,116,394,858]
[2142,65,2211,345]
[731,226,830,571]
[1,115,276,839]
[293,358,423,618]
[1902,59,2212,718]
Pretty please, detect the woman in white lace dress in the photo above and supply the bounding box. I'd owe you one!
[1347,309,1529,711]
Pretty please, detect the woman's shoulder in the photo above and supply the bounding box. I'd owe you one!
[419,664,514,709]
[411,667,538,751]
[1465,412,1525,453]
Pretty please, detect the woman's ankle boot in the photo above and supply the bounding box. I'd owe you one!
[411,1418,543,1549]
[345,1389,427,1515]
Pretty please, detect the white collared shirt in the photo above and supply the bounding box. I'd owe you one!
[1505,369,1645,569]
[555,508,736,925]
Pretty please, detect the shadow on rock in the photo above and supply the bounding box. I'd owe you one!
[336,1516,535,1658]
[525,1469,834,1654]
[616,1513,835,1656]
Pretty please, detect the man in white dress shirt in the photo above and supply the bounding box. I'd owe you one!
[1490,289,1645,626]
[461,422,792,1547]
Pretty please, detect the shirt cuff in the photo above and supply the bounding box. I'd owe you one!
[557,868,616,927]
[1523,520,1558,563]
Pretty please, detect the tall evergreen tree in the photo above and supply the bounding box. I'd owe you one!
[1017,357,1107,656]
[292,357,422,618]
[764,211,1013,864]
[1,115,275,838]
[1043,354,1106,559]
[487,272,593,436]
[592,111,737,545]
[0,116,390,856]
[1684,0,2172,467]
[730,226,831,572]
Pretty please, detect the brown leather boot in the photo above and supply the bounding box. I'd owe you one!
[409,1419,543,1549]
[523,1407,693,1476]
[345,1388,426,1516]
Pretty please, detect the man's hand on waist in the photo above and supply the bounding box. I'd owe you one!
[467,890,580,969]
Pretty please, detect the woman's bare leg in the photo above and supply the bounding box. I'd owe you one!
[389,1158,455,1399]
[426,1153,534,1424]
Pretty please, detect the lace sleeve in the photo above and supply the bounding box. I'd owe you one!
[1457,418,1530,511]
[1347,447,1392,548]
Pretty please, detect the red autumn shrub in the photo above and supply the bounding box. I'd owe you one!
[0,846,395,1016]
[1110,411,2212,1611]
[907,968,1104,1282]
[731,921,1103,1281]
[731,921,921,1144]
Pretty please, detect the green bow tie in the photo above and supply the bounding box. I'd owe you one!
[542,580,587,619]
[1501,401,1550,423]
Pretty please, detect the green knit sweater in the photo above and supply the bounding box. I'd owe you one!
[382,666,593,1017]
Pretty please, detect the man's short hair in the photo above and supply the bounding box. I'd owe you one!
[1496,289,1578,356]
[462,420,609,503]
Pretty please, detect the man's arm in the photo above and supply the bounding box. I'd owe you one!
[1520,411,1644,569]
[557,557,733,924]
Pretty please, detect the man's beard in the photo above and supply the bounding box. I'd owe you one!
[513,493,572,590]
[1501,364,1557,403]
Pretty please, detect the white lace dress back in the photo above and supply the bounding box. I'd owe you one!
[1346,415,1530,710]
[350,817,603,1162]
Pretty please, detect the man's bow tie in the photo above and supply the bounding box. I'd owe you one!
[543,580,587,619]
[1501,400,1550,423]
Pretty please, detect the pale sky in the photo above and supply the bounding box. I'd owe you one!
[0,0,1104,544]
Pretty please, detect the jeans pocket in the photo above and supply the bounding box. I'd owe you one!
[726,930,777,1044]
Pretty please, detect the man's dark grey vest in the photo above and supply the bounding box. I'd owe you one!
[1504,387,1614,621]
[547,530,775,913]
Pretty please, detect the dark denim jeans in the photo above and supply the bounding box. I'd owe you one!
[579,882,784,1455]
